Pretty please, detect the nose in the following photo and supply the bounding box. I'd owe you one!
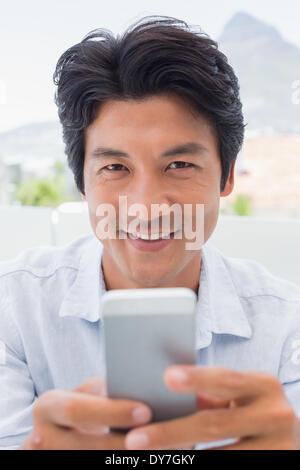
[126,172,172,225]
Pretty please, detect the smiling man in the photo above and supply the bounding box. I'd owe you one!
[84,94,223,292]
[1,16,300,450]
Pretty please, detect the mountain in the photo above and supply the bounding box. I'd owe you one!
[1,11,299,158]
[218,11,300,133]
[0,121,65,161]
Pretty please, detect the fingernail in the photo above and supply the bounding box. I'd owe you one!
[132,406,151,423]
[169,368,188,383]
[126,432,149,449]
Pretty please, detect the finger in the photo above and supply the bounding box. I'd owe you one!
[71,375,108,434]
[25,423,127,450]
[294,418,300,449]
[124,402,276,450]
[73,377,107,433]
[196,394,231,410]
[164,366,282,402]
[73,377,107,396]
[34,389,152,433]
[207,435,293,450]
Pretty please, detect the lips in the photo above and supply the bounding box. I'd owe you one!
[118,228,181,240]
[127,231,175,240]
[125,232,176,252]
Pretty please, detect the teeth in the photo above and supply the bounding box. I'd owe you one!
[140,233,159,240]
[128,232,172,240]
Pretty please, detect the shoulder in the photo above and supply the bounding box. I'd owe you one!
[0,233,96,281]
[0,233,101,346]
[205,242,300,375]
[205,241,300,302]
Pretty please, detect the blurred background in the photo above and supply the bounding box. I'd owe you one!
[0,0,299,283]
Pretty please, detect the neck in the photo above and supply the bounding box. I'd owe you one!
[101,250,202,296]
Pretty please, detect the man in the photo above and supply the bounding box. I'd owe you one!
[1,15,300,450]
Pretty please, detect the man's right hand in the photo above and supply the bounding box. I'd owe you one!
[19,377,153,450]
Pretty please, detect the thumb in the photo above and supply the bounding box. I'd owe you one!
[73,376,107,396]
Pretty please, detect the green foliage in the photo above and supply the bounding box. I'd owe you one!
[15,160,70,207]
[220,194,253,216]
[15,177,65,207]
[232,194,253,216]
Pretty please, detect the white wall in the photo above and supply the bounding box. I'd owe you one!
[210,215,300,286]
[0,206,54,260]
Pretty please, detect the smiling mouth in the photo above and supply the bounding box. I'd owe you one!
[119,230,180,240]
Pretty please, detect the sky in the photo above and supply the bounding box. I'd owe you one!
[0,0,300,132]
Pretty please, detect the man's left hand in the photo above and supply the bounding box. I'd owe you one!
[124,366,299,450]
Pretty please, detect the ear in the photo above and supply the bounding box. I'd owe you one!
[220,159,236,197]
[81,192,87,201]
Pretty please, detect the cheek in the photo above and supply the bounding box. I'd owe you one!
[84,172,116,226]
[86,192,101,231]
[85,192,110,239]
[185,183,220,243]
[203,197,220,240]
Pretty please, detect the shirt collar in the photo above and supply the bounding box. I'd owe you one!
[195,240,252,349]
[59,235,252,349]
[58,235,105,322]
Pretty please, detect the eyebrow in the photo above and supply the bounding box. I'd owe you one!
[89,142,209,159]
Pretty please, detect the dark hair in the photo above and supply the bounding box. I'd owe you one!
[53,15,245,194]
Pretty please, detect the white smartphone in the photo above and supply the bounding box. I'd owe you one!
[100,287,197,433]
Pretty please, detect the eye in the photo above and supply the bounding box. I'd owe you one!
[103,163,127,171]
[167,161,195,170]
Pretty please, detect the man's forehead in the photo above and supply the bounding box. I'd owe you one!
[88,93,212,128]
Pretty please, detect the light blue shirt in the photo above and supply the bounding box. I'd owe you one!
[1,233,300,450]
